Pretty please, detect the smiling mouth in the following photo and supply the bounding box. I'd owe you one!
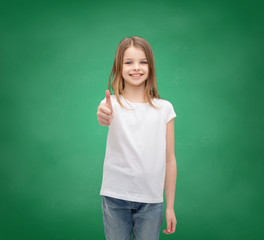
[129,74,143,76]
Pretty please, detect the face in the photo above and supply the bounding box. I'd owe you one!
[122,46,149,88]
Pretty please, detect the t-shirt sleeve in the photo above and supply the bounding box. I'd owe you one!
[166,101,177,123]
[100,97,106,104]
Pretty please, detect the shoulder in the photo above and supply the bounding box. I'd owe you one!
[154,97,173,108]
[111,94,117,100]
[155,98,176,123]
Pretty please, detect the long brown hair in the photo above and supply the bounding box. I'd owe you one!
[107,36,162,111]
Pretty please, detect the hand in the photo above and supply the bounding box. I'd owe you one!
[97,90,114,126]
[163,208,177,234]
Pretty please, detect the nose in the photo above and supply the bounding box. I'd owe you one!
[132,62,140,71]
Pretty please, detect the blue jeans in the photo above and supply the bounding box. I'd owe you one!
[102,195,163,240]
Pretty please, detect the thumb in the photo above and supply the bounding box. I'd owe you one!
[105,90,112,111]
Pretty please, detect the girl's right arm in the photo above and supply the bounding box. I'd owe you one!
[97,90,114,126]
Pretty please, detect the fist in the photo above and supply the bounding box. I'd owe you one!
[97,90,114,126]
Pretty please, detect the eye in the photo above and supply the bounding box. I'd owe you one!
[124,61,148,64]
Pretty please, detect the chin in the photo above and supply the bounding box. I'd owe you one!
[130,81,146,86]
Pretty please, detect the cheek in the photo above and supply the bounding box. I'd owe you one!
[122,65,130,74]
[122,67,131,75]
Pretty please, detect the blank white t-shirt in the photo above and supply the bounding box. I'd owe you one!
[99,94,176,203]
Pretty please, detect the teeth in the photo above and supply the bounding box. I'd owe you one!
[131,74,142,76]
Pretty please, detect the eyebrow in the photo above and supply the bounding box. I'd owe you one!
[123,58,147,60]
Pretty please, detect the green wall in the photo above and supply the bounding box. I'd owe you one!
[1,0,263,239]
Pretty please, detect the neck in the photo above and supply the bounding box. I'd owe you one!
[122,85,147,103]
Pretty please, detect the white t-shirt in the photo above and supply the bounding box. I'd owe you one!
[99,94,176,203]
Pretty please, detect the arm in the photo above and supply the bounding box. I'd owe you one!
[97,90,114,126]
[165,117,177,209]
[163,118,177,234]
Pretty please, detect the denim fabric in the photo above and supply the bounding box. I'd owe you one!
[102,195,163,240]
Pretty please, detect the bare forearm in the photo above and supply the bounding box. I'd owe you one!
[164,158,177,210]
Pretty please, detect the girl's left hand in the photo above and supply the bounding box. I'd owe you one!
[163,208,177,234]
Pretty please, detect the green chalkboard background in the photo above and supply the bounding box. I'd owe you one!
[1,0,263,239]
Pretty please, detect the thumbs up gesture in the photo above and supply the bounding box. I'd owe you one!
[97,90,114,126]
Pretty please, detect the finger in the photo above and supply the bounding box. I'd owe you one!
[99,119,110,126]
[167,222,171,233]
[173,219,177,228]
[163,229,172,234]
[98,105,111,117]
[105,90,112,111]
[170,221,176,233]
[97,111,111,121]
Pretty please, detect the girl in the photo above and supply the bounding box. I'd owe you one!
[97,36,177,240]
